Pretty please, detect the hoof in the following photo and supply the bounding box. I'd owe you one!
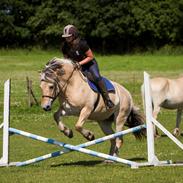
[63,129,73,138]
[85,132,95,141]
[154,134,161,139]
[68,130,73,138]
[173,128,180,137]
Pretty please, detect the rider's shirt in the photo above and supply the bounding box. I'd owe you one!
[62,39,90,62]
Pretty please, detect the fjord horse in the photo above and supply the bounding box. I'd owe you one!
[141,76,183,137]
[40,57,145,157]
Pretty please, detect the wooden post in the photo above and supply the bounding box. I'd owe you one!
[26,77,39,107]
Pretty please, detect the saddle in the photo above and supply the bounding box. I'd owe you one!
[87,77,115,93]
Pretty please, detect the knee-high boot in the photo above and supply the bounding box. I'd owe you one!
[97,79,114,109]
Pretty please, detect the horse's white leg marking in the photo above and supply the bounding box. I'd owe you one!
[75,106,94,141]
[54,107,73,138]
[173,109,182,136]
[152,105,161,119]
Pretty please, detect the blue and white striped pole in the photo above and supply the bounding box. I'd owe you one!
[9,124,145,167]
[15,124,146,166]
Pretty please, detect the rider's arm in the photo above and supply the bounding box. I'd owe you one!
[62,42,69,59]
[79,49,94,65]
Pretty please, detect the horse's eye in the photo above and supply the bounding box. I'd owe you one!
[49,86,54,90]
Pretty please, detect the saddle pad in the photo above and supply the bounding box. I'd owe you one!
[87,77,115,93]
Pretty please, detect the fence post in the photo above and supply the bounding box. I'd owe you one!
[144,72,159,164]
[0,80,10,166]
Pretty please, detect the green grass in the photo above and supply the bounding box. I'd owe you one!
[0,49,183,183]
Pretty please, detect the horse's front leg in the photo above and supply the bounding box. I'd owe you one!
[54,107,73,138]
[75,107,94,141]
[152,105,161,137]
[173,109,182,137]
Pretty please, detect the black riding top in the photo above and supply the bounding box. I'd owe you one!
[62,39,90,62]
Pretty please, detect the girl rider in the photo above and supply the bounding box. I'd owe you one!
[61,25,114,109]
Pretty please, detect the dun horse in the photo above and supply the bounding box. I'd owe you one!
[141,75,183,137]
[40,57,145,157]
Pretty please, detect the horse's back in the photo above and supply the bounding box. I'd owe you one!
[89,81,133,121]
[150,77,183,109]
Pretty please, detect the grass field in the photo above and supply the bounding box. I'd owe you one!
[0,49,183,183]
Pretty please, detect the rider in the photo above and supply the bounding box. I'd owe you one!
[61,24,114,109]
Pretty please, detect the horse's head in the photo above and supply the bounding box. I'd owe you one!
[40,57,76,111]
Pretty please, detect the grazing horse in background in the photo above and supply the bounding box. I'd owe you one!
[40,57,145,157]
[141,76,183,137]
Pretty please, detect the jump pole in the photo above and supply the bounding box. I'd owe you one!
[10,125,145,167]
[0,79,145,168]
[0,80,10,166]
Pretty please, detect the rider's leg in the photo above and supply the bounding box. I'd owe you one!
[86,59,114,109]
[97,78,114,109]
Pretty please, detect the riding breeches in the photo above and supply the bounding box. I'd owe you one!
[81,59,102,83]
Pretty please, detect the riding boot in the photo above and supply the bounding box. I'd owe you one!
[97,79,115,109]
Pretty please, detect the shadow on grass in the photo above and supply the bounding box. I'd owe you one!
[128,157,146,161]
[160,133,183,137]
[51,157,146,167]
[51,160,103,167]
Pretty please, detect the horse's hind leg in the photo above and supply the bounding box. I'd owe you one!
[114,112,129,155]
[98,121,117,157]
[173,109,182,136]
[54,108,73,138]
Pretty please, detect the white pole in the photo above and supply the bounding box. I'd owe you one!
[0,79,10,166]
[152,118,183,150]
[144,72,159,164]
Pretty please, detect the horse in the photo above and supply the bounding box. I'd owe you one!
[141,75,183,137]
[40,57,145,158]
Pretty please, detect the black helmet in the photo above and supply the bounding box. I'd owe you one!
[62,25,79,38]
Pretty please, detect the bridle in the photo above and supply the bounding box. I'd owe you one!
[41,65,77,102]
[41,79,60,102]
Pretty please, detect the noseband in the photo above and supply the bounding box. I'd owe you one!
[42,81,60,102]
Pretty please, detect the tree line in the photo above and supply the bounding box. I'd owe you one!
[1,0,183,53]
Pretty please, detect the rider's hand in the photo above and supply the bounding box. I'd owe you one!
[75,62,81,69]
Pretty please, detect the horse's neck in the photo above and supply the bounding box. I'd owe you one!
[59,69,87,96]
[77,70,87,81]
[71,70,87,86]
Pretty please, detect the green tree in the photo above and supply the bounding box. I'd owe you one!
[0,0,37,47]
[1,0,183,53]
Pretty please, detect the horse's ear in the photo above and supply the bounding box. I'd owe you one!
[46,57,58,68]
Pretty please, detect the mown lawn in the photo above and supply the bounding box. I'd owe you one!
[0,49,183,183]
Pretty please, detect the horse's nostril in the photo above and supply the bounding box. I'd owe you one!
[43,105,51,111]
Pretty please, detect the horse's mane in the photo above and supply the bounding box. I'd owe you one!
[41,57,67,80]
[41,57,87,82]
[46,57,73,68]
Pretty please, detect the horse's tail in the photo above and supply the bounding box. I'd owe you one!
[126,106,146,140]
